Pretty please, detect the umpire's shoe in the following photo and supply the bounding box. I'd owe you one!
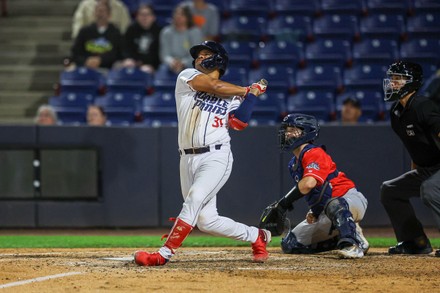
[388,236,432,255]
[252,229,271,263]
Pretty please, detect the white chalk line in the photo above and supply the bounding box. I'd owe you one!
[0,271,84,289]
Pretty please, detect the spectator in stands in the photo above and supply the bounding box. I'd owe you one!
[159,4,203,74]
[123,4,162,73]
[34,105,58,126]
[72,0,131,39]
[184,0,220,41]
[71,1,124,71]
[87,105,107,126]
[341,96,362,124]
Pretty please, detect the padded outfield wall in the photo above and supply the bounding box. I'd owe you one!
[0,125,434,228]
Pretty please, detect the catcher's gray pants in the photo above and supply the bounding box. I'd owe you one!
[380,165,440,242]
[293,188,367,246]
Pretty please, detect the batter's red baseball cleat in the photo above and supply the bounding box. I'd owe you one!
[252,229,271,263]
[134,251,168,266]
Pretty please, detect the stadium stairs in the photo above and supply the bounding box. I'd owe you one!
[0,0,76,124]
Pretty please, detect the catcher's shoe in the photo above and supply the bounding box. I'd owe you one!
[337,244,364,259]
[388,241,432,255]
[355,223,369,254]
[134,251,168,266]
[252,229,271,263]
[435,249,440,257]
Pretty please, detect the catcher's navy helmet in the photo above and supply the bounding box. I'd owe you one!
[190,41,229,77]
[383,61,423,102]
[279,114,320,151]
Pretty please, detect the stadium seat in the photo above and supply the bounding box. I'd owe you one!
[266,15,313,42]
[248,90,287,126]
[286,90,336,123]
[343,63,388,91]
[312,14,359,40]
[153,66,178,93]
[220,15,267,42]
[255,41,304,67]
[406,12,440,38]
[94,92,142,126]
[59,67,103,95]
[52,107,86,125]
[320,0,366,15]
[142,92,178,127]
[248,65,296,92]
[352,37,399,63]
[364,0,411,14]
[336,90,385,123]
[222,66,249,85]
[228,0,270,17]
[399,38,440,65]
[359,13,406,40]
[411,0,440,12]
[222,41,257,68]
[295,64,343,92]
[49,93,94,109]
[304,38,352,68]
[269,0,321,17]
[106,67,152,95]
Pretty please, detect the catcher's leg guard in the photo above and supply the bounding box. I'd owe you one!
[324,197,358,248]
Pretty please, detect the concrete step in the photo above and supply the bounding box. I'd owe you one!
[0,91,53,104]
[1,41,72,55]
[0,65,60,91]
[0,52,66,65]
[0,16,72,28]
[0,27,71,42]
[8,0,78,16]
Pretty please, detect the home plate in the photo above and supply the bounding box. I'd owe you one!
[100,257,133,261]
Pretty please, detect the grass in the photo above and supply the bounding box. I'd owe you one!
[0,235,439,249]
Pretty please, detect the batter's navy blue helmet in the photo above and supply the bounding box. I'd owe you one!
[383,61,423,102]
[190,41,229,77]
[279,114,320,151]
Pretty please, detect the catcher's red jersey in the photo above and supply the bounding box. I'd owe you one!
[302,147,355,197]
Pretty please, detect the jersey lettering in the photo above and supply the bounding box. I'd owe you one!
[212,116,224,128]
[192,92,229,115]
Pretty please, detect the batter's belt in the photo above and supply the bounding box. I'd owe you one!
[179,144,222,155]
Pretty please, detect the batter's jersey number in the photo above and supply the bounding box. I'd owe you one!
[212,116,224,128]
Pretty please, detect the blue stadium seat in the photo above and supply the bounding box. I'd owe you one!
[49,93,94,109]
[286,90,336,123]
[321,0,366,15]
[399,38,440,65]
[248,90,287,126]
[364,0,411,14]
[406,12,440,38]
[94,92,142,126]
[269,0,321,17]
[343,63,388,91]
[222,41,257,68]
[266,15,313,42]
[106,67,152,95]
[352,37,399,63]
[142,92,178,127]
[59,67,103,95]
[412,0,440,12]
[336,90,385,123]
[220,15,267,42]
[222,66,249,85]
[228,0,270,17]
[121,0,139,16]
[304,38,352,68]
[153,66,178,92]
[359,13,406,40]
[255,41,304,67]
[53,107,86,125]
[295,64,343,92]
[312,14,359,40]
[248,65,296,92]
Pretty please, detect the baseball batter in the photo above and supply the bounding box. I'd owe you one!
[134,41,270,266]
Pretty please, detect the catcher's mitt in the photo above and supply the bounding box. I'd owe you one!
[258,201,290,236]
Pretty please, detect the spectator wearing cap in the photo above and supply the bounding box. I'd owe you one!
[341,96,362,124]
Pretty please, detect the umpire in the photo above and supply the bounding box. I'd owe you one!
[381,61,440,257]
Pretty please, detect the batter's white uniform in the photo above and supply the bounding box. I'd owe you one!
[174,68,260,243]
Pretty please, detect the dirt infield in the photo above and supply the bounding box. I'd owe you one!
[1,246,439,293]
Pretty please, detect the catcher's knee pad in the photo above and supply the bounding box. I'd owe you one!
[324,197,357,247]
[281,231,310,254]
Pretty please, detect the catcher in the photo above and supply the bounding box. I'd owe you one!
[259,113,369,258]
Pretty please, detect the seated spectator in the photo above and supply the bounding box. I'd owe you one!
[341,96,362,124]
[184,0,220,41]
[72,0,131,39]
[123,4,162,73]
[159,4,203,74]
[87,105,107,126]
[71,1,124,71]
[34,105,58,126]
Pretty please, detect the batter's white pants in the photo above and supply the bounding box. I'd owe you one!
[178,144,259,243]
[293,188,368,246]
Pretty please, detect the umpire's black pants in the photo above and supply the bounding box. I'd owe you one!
[380,165,440,242]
